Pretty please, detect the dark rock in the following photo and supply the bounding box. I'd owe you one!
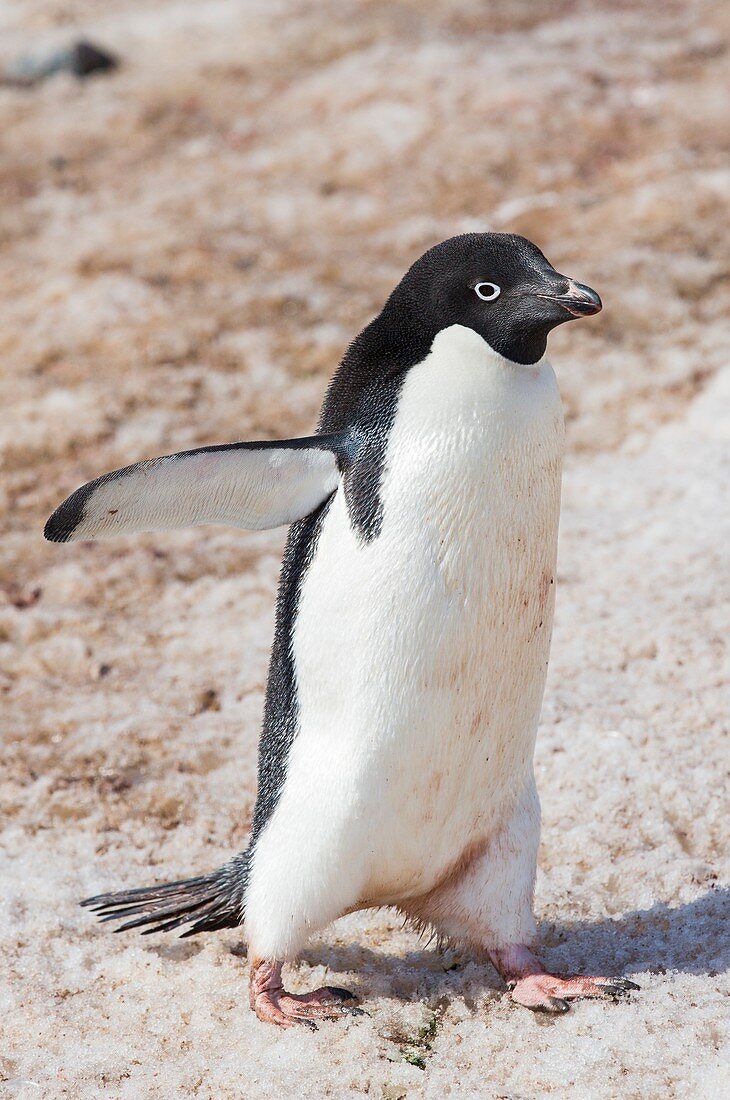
[70,40,118,78]
[1,38,118,87]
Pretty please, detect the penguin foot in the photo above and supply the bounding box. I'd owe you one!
[249,958,360,1029]
[508,972,639,1014]
[490,944,638,1015]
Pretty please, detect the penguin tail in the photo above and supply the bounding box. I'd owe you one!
[80,851,250,938]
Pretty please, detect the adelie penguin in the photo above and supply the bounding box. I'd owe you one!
[46,232,638,1026]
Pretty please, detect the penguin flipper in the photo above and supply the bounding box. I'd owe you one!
[44,434,346,543]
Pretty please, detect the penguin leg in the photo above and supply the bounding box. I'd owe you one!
[479,782,638,1011]
[402,777,638,1014]
[242,740,366,1027]
[249,958,360,1029]
[402,775,542,953]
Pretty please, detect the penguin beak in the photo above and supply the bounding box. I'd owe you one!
[537,279,602,318]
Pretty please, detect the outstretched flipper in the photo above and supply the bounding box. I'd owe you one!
[44,433,347,543]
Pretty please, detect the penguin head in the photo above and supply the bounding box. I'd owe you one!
[395,232,602,366]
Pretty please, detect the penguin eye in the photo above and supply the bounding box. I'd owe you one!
[474,281,501,302]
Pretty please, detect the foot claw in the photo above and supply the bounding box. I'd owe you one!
[318,985,360,1007]
[537,996,569,1014]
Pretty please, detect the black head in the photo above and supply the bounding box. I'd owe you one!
[385,232,602,366]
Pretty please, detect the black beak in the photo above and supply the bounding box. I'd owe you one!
[538,279,602,318]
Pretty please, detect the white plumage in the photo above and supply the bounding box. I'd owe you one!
[244,324,565,961]
[45,444,340,542]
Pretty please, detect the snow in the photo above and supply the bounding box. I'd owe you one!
[1,0,728,1096]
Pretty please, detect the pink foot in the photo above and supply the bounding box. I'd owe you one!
[491,944,639,1014]
[509,971,639,1013]
[249,958,361,1029]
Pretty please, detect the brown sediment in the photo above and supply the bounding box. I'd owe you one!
[396,834,493,928]
[538,567,553,612]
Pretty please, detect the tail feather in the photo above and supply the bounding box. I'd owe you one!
[111,898,215,934]
[81,853,250,938]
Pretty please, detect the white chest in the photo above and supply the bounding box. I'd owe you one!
[290,325,565,897]
[381,325,564,612]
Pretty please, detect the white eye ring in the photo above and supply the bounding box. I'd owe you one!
[474,281,501,301]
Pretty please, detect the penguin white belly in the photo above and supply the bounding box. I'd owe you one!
[244,325,564,957]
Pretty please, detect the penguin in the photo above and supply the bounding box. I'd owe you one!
[45,232,638,1026]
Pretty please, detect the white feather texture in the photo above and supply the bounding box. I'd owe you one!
[49,445,340,540]
[244,324,565,960]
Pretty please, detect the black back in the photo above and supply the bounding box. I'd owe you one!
[251,285,426,837]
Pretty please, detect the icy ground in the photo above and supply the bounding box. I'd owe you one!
[1,1,728,1097]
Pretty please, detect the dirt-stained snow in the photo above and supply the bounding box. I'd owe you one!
[1,1,728,1097]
